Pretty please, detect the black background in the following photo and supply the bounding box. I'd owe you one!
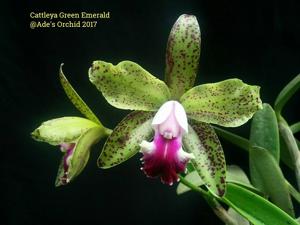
[1,0,300,225]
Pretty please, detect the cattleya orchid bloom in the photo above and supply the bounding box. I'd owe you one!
[88,14,262,197]
[31,66,111,186]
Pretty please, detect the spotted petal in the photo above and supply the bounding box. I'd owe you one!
[183,120,226,197]
[98,111,154,168]
[165,14,201,99]
[181,79,262,127]
[89,60,171,111]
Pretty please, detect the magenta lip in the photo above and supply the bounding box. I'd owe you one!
[141,134,188,185]
[60,143,75,185]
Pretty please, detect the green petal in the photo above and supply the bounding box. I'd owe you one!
[224,183,298,225]
[89,60,170,111]
[31,117,99,145]
[55,126,104,186]
[165,14,201,99]
[180,79,262,127]
[183,120,226,197]
[98,111,154,168]
[249,146,294,217]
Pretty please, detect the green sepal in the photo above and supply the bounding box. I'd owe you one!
[98,111,154,168]
[89,60,170,111]
[165,14,201,99]
[31,117,99,145]
[59,64,102,126]
[224,183,298,225]
[180,79,262,127]
[55,126,104,186]
[183,120,226,197]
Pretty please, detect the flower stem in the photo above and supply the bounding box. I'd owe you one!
[178,175,238,225]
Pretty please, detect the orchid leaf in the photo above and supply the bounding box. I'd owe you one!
[165,14,201,99]
[59,64,102,125]
[227,208,250,225]
[223,183,298,225]
[183,120,226,197]
[31,117,99,145]
[290,122,300,134]
[213,126,297,170]
[280,134,300,170]
[250,103,280,162]
[55,126,104,186]
[274,74,300,114]
[180,79,262,127]
[177,165,256,195]
[278,116,300,190]
[98,111,154,168]
[249,146,294,216]
[89,60,170,111]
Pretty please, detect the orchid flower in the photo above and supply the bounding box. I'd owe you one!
[88,14,262,197]
[31,66,111,186]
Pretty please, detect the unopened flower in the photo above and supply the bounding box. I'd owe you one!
[32,117,105,186]
[31,66,111,186]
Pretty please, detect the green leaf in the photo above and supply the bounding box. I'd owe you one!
[286,180,300,204]
[180,79,262,127]
[177,165,256,195]
[226,165,251,186]
[278,116,300,190]
[223,183,298,225]
[280,135,300,170]
[59,64,102,126]
[227,208,250,225]
[213,126,297,170]
[274,74,300,114]
[98,111,154,168]
[31,117,99,145]
[55,126,104,186]
[280,134,295,170]
[250,103,280,162]
[165,14,201,99]
[89,60,170,111]
[290,122,300,134]
[249,146,294,216]
[183,120,226,197]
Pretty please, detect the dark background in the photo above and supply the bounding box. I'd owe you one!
[1,0,299,225]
